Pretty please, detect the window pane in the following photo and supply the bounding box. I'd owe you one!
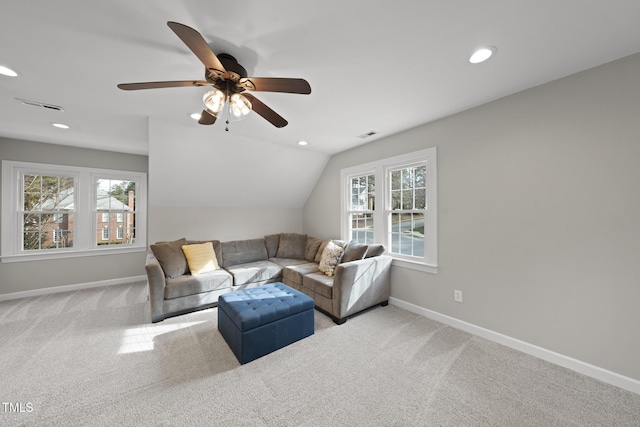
[95,178,137,246]
[350,212,373,244]
[21,175,75,251]
[401,189,413,210]
[391,190,401,210]
[391,170,401,190]
[402,168,413,189]
[415,188,426,210]
[389,168,426,258]
[415,165,426,188]
[350,174,374,211]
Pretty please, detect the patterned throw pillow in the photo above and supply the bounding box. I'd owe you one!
[318,240,345,277]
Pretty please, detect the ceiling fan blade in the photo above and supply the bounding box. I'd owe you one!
[167,21,226,76]
[117,80,210,90]
[198,109,217,125]
[238,77,311,94]
[243,94,288,128]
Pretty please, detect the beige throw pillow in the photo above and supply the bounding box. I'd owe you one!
[182,242,220,275]
[318,240,345,277]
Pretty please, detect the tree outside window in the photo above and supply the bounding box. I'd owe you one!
[22,174,75,250]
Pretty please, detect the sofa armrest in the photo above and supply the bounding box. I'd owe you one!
[331,255,392,319]
[145,253,167,322]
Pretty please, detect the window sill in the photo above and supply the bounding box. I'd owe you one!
[391,258,438,274]
[0,245,148,263]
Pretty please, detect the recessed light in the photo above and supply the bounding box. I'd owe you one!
[51,123,70,129]
[469,47,496,64]
[0,65,18,77]
[297,140,308,146]
[189,113,201,120]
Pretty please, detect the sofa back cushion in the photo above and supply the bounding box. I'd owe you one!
[150,238,189,278]
[276,233,307,259]
[305,237,323,262]
[221,238,268,267]
[341,241,368,263]
[264,234,281,258]
[314,240,328,263]
[364,243,386,258]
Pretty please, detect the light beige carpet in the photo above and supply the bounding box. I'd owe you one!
[1,281,639,426]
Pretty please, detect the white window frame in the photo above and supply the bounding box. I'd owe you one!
[1,160,147,263]
[101,212,110,222]
[341,147,437,274]
[346,171,376,245]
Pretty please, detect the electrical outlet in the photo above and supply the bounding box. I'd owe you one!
[454,290,463,303]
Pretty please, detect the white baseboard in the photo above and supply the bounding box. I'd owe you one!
[0,275,147,302]
[390,297,640,396]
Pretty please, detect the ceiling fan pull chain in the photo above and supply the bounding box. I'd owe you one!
[225,93,231,131]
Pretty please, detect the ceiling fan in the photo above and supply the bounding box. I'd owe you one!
[117,21,311,129]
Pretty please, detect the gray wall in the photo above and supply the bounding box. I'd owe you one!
[146,115,315,244]
[0,137,149,295]
[148,206,303,243]
[304,53,640,382]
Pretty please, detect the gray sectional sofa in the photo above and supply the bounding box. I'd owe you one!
[145,233,392,324]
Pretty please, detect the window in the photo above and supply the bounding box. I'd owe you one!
[388,164,426,258]
[347,173,375,244]
[2,161,147,262]
[21,173,75,251]
[341,148,437,273]
[95,178,137,246]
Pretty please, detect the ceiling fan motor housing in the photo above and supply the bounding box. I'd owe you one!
[206,53,250,91]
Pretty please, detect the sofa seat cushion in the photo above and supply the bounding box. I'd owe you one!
[164,270,233,299]
[269,257,310,268]
[302,273,334,299]
[225,260,283,286]
[282,262,320,287]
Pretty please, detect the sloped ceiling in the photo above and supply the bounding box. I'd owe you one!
[2,1,640,208]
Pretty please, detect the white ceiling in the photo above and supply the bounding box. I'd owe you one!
[2,1,640,157]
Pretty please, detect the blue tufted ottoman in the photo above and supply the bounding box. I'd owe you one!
[217,282,315,364]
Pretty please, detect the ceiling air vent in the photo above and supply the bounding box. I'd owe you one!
[357,131,377,139]
[15,98,65,112]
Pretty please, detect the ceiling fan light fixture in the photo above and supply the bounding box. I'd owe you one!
[230,93,251,117]
[469,46,496,64]
[203,88,226,114]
